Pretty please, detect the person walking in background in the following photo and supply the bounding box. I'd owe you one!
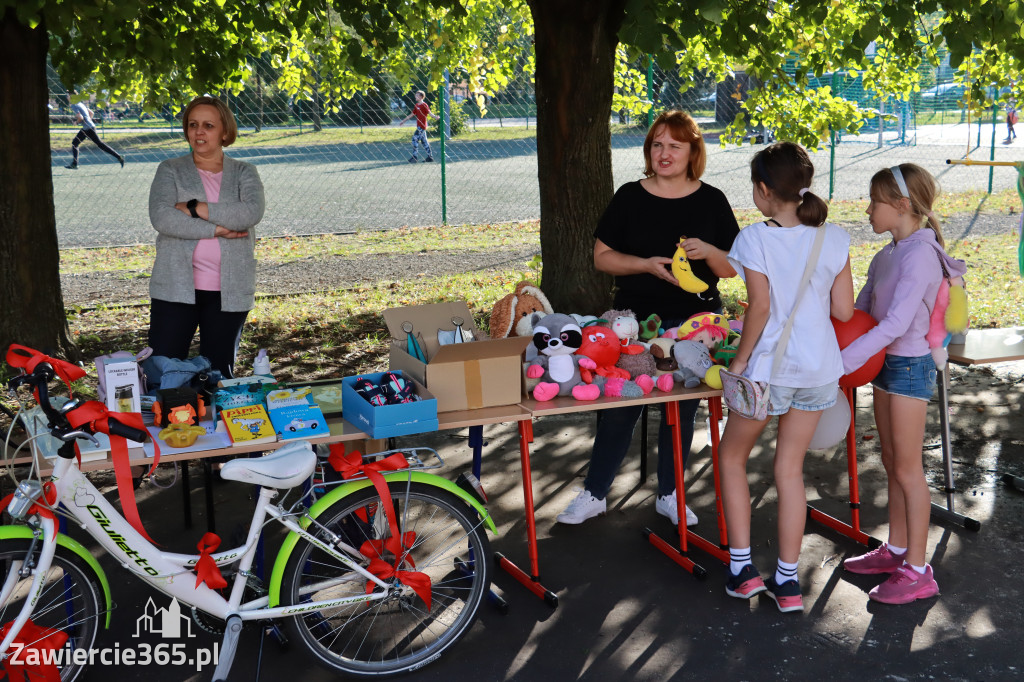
[1006,104,1017,143]
[840,164,965,604]
[719,141,854,613]
[398,90,438,163]
[65,100,125,169]
[147,95,265,377]
[555,110,739,528]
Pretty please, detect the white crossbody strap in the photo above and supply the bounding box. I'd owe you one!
[769,226,827,382]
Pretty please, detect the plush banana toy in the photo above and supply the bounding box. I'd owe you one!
[671,238,709,294]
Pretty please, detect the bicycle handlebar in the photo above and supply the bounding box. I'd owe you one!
[8,362,149,455]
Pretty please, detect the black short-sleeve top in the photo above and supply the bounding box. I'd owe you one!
[593,180,740,322]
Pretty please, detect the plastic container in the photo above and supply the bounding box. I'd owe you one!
[253,349,271,377]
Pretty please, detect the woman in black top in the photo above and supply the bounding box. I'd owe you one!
[557,110,740,526]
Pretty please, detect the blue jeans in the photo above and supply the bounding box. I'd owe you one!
[411,128,431,158]
[872,353,937,401]
[583,399,700,499]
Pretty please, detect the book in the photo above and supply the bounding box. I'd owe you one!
[212,382,278,422]
[266,389,329,441]
[218,404,277,446]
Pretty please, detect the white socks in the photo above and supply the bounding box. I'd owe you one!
[729,547,752,576]
[774,558,799,586]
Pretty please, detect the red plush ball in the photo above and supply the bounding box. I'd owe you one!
[833,310,884,388]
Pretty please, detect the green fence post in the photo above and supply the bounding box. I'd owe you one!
[989,101,997,194]
[439,71,448,225]
[829,72,839,200]
[646,55,654,129]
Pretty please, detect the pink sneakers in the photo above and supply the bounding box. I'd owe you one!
[843,544,906,575]
[869,565,940,604]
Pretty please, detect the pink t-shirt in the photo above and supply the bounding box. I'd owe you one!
[192,169,222,291]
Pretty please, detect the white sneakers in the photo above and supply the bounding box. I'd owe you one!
[656,491,699,527]
[556,488,698,526]
[556,489,606,524]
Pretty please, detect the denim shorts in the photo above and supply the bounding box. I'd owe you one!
[872,353,937,402]
[768,382,838,416]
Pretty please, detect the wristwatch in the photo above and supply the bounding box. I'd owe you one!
[186,198,199,218]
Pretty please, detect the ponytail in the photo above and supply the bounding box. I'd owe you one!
[796,189,829,228]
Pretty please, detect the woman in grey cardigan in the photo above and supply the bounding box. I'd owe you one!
[148,96,265,377]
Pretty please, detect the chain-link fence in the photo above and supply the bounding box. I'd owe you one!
[49,54,1021,249]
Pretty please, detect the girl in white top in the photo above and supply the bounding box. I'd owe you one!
[719,141,855,613]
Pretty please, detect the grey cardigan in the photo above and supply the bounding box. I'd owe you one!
[148,153,265,312]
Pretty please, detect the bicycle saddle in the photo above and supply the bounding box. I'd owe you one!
[220,441,317,488]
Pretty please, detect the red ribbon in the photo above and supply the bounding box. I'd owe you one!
[0,618,69,682]
[64,401,159,545]
[327,445,433,608]
[5,345,85,399]
[194,533,228,590]
[0,483,58,541]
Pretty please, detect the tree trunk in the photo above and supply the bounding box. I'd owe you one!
[528,0,625,315]
[0,10,78,361]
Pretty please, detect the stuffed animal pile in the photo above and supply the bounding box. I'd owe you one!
[488,281,742,402]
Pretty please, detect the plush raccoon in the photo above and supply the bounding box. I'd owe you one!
[524,313,599,401]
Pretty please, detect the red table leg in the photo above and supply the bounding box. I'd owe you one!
[646,399,708,578]
[495,419,559,607]
[807,386,882,548]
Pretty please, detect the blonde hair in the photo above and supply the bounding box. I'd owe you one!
[870,164,944,247]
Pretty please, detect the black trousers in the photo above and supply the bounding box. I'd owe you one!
[149,291,249,378]
[71,127,120,163]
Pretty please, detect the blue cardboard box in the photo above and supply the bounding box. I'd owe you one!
[341,371,438,438]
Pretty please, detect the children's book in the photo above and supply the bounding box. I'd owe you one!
[218,404,277,446]
[212,383,277,422]
[265,386,329,440]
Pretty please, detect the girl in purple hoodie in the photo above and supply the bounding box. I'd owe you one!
[840,164,967,605]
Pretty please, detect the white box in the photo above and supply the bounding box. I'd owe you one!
[103,359,141,414]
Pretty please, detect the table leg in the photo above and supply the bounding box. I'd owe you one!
[495,419,558,608]
[930,366,981,531]
[181,460,193,529]
[808,386,882,548]
[645,399,709,578]
[203,459,216,534]
[468,424,484,481]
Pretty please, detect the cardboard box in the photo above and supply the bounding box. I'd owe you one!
[383,302,531,413]
[341,371,438,438]
[102,359,142,414]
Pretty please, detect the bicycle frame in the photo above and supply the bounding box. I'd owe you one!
[0,454,400,659]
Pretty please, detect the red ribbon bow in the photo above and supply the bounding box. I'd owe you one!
[194,533,228,590]
[64,401,159,545]
[327,445,432,608]
[5,345,85,399]
[0,618,69,682]
[0,483,58,541]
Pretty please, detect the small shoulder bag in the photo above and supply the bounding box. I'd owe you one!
[720,226,826,419]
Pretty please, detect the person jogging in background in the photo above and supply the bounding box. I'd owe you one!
[398,91,438,163]
[65,100,125,169]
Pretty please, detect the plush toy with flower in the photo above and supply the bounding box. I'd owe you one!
[677,312,731,350]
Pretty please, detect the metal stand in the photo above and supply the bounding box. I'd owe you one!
[930,367,981,531]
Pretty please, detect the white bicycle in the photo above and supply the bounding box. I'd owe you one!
[0,350,494,680]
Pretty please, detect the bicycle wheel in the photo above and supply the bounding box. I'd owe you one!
[281,482,491,677]
[0,540,103,682]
